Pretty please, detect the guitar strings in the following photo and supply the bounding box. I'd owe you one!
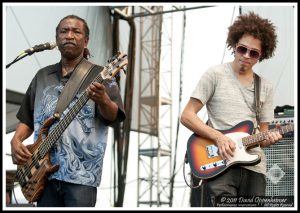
[242,124,293,147]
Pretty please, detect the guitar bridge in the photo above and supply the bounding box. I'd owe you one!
[200,160,226,170]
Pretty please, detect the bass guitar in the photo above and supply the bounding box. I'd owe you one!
[15,52,128,202]
[186,120,294,180]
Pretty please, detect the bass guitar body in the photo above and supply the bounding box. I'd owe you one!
[16,116,59,203]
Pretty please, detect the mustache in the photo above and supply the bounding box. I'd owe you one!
[62,41,76,46]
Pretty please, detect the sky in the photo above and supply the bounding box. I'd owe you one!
[3,2,297,210]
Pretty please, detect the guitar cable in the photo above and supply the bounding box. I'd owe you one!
[183,152,203,189]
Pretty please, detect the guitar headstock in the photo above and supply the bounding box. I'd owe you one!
[101,51,128,80]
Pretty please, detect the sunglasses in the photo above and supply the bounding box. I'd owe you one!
[236,44,261,59]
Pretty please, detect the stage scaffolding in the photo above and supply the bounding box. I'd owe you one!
[135,6,173,207]
[111,5,214,207]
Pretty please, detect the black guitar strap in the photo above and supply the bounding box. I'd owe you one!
[54,58,95,117]
[254,73,261,129]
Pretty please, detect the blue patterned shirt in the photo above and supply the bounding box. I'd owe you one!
[17,61,125,187]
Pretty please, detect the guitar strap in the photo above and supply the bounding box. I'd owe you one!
[254,73,261,129]
[54,58,95,117]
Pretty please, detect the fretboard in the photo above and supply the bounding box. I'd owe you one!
[242,124,294,148]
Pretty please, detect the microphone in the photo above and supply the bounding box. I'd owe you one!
[24,41,57,55]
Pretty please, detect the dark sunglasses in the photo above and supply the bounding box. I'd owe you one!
[236,44,261,59]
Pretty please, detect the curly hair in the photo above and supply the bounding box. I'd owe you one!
[226,12,277,62]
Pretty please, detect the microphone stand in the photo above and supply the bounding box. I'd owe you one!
[7,42,57,69]
[6,52,30,69]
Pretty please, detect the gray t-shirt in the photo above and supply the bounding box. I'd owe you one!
[191,63,274,175]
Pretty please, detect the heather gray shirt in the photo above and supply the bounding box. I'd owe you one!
[191,63,274,175]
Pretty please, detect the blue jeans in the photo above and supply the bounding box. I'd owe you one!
[205,166,266,206]
[37,179,97,207]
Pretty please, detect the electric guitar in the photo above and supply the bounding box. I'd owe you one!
[15,52,128,203]
[186,120,294,180]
